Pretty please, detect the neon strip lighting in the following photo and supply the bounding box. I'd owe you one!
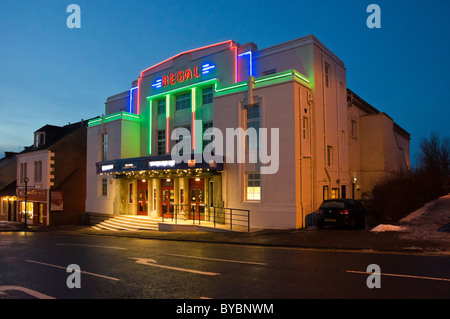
[129,86,138,113]
[137,77,142,115]
[201,63,216,75]
[166,95,170,154]
[152,78,162,89]
[191,87,196,150]
[148,100,153,154]
[238,51,253,77]
[140,40,233,76]
[232,45,237,83]
[88,112,140,127]
[215,82,247,93]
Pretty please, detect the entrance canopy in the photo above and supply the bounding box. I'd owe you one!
[96,154,223,175]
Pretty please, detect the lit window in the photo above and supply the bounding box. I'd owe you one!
[327,146,333,167]
[325,63,330,88]
[246,173,261,201]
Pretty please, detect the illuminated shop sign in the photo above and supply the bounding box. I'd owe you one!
[149,160,176,168]
[152,63,216,89]
[102,164,114,171]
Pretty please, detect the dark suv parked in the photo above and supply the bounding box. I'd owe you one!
[316,199,367,229]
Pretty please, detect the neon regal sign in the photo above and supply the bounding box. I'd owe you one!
[152,63,216,89]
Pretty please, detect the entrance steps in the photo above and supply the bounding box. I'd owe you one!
[91,215,160,231]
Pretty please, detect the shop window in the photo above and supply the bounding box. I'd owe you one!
[202,86,213,105]
[176,92,191,111]
[157,130,166,155]
[157,99,166,115]
[246,173,261,201]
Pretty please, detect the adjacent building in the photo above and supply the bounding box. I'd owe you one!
[16,120,90,226]
[85,35,410,229]
[0,152,18,222]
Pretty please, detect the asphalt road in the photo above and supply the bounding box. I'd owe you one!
[0,231,449,301]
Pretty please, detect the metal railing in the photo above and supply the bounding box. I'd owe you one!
[161,204,250,232]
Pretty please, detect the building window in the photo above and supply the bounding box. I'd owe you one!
[302,117,308,139]
[176,92,191,111]
[246,105,260,150]
[102,133,108,162]
[246,173,261,201]
[325,63,330,88]
[129,183,133,204]
[157,130,166,155]
[202,86,213,105]
[331,188,340,199]
[203,122,214,153]
[34,161,42,183]
[101,178,107,197]
[351,120,357,138]
[157,99,166,115]
[34,132,45,148]
[323,186,329,201]
[327,145,333,166]
[20,163,27,183]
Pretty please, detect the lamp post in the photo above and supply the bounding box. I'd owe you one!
[24,177,29,230]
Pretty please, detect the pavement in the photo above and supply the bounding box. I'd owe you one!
[1,195,449,255]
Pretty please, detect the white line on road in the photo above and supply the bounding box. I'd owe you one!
[346,270,450,282]
[131,257,220,276]
[56,243,128,250]
[166,253,266,266]
[0,285,56,299]
[26,260,120,281]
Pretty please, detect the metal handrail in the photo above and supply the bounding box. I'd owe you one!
[161,203,250,232]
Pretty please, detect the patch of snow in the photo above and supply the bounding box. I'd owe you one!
[371,224,407,232]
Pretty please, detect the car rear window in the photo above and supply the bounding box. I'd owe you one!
[320,201,345,209]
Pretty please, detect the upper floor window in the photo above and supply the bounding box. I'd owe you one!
[19,162,27,184]
[351,120,357,138]
[34,132,45,148]
[34,161,42,183]
[176,92,191,111]
[157,99,166,115]
[202,86,213,105]
[327,145,333,167]
[157,130,166,156]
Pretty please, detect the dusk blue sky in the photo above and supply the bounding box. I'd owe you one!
[0,0,449,165]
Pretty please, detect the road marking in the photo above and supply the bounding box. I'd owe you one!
[26,260,120,281]
[346,270,450,282]
[0,285,56,299]
[56,243,128,250]
[131,257,220,276]
[166,253,266,266]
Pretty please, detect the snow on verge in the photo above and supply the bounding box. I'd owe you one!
[371,224,407,232]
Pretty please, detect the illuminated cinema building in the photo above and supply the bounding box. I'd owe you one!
[86,35,410,229]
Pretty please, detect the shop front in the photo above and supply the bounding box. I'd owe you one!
[17,188,48,225]
[97,155,223,221]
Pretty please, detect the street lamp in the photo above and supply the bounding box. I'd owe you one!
[24,177,29,230]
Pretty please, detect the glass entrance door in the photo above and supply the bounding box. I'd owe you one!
[189,178,205,220]
[161,187,174,218]
[137,180,148,216]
